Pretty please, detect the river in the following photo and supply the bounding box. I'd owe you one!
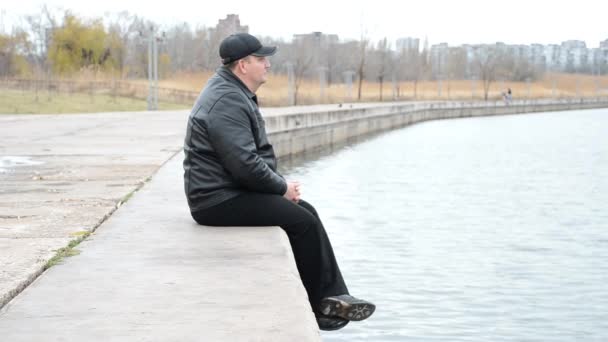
[281,108,608,341]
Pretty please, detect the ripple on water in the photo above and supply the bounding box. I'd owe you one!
[284,109,608,341]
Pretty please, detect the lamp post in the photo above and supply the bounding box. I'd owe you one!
[470,76,477,100]
[141,26,164,110]
[343,71,354,102]
[319,66,328,103]
[285,62,295,106]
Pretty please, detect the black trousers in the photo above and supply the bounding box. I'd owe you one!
[192,193,349,311]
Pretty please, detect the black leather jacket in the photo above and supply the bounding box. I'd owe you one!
[183,66,287,212]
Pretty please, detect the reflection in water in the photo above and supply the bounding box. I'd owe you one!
[278,131,386,174]
[281,109,608,341]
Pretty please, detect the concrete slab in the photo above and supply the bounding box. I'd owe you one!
[0,152,320,341]
[0,237,64,306]
[0,110,190,308]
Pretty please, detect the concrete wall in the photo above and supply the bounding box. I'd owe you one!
[265,98,608,158]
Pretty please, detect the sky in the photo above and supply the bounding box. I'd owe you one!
[2,0,607,48]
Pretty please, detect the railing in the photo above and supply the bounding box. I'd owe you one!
[0,78,200,105]
[2,78,608,109]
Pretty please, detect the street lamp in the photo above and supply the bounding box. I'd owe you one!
[285,62,295,106]
[140,25,165,111]
[343,71,355,102]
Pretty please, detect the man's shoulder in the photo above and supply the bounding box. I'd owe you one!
[204,73,242,97]
[197,78,249,112]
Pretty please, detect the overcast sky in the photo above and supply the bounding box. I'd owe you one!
[2,0,607,47]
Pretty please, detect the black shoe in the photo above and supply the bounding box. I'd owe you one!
[315,314,349,331]
[319,294,375,321]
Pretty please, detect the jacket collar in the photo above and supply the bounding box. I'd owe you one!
[217,66,258,104]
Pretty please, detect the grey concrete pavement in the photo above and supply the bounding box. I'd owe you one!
[0,151,320,341]
[0,110,190,307]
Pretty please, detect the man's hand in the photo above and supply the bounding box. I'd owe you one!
[283,181,301,203]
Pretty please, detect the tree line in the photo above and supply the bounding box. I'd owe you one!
[1,8,548,101]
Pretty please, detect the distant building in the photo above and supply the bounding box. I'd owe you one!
[213,14,248,39]
[561,40,586,50]
[396,37,420,52]
[509,44,527,60]
[417,37,608,74]
[599,39,608,72]
[293,31,339,46]
[543,44,560,69]
[430,43,449,78]
[530,44,545,67]
[589,48,602,71]
[293,31,339,67]
[462,44,476,77]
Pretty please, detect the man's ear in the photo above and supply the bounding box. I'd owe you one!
[237,57,250,74]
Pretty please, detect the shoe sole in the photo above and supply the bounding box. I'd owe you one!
[319,297,375,321]
[316,317,349,331]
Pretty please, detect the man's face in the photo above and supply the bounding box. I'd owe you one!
[243,56,271,86]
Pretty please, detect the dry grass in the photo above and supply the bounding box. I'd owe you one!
[0,89,187,114]
[127,70,215,92]
[139,71,608,106]
[6,71,608,111]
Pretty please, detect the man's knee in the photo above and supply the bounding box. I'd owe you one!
[298,200,319,218]
[281,210,320,237]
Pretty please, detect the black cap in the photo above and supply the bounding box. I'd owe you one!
[219,33,277,65]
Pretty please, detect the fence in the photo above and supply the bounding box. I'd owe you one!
[4,77,608,109]
[0,78,200,106]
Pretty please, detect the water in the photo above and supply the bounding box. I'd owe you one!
[281,108,608,341]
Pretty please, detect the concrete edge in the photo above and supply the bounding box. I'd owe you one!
[0,148,183,310]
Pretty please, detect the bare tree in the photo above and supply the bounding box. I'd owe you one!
[165,22,197,72]
[473,45,504,100]
[0,28,32,77]
[413,38,432,99]
[192,27,210,71]
[23,5,59,75]
[398,51,419,100]
[106,11,138,77]
[23,15,45,73]
[323,38,339,86]
[334,40,358,80]
[356,36,369,101]
[125,16,156,78]
[376,37,390,101]
[507,54,541,82]
[283,38,313,105]
[205,29,225,71]
[446,47,467,98]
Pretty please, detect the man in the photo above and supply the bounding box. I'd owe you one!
[183,33,375,331]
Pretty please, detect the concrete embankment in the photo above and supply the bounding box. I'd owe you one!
[264,98,608,157]
[0,99,606,341]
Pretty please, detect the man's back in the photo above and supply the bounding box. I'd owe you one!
[183,67,285,213]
